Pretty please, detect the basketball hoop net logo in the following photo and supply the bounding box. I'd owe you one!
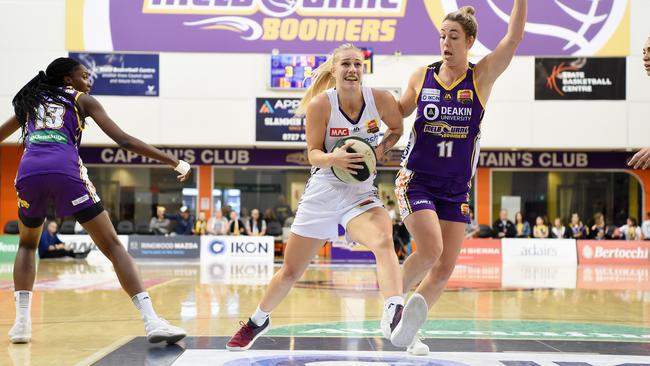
[438,0,627,55]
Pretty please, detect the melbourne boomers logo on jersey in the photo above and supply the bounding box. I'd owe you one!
[427,0,628,56]
[143,0,406,43]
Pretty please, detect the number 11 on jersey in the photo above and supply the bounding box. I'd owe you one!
[437,141,453,158]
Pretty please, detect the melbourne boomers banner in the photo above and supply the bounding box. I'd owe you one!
[69,52,159,96]
[535,57,626,100]
[66,0,630,56]
[256,98,306,142]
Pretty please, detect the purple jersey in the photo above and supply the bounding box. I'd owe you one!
[401,62,485,186]
[17,87,85,181]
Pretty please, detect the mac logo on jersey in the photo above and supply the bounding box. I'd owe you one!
[434,0,628,56]
[422,104,440,121]
[330,128,350,137]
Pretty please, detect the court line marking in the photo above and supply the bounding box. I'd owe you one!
[147,278,182,291]
[73,335,132,366]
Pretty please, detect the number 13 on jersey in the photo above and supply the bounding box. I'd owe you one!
[437,141,453,158]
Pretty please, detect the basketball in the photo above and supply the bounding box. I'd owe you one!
[330,136,377,184]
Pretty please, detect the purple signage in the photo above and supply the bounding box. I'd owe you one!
[70,1,629,56]
[79,147,636,171]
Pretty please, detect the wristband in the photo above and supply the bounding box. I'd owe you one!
[174,160,191,175]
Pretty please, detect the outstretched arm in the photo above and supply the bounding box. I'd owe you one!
[373,89,403,159]
[0,116,20,143]
[629,147,650,170]
[475,0,527,100]
[398,66,426,118]
[78,94,191,181]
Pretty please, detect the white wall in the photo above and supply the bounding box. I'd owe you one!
[1,0,649,149]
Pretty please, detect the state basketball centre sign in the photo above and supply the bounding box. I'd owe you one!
[535,57,626,100]
[66,1,630,56]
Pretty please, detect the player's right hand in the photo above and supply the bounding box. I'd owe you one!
[330,141,365,174]
[628,147,650,170]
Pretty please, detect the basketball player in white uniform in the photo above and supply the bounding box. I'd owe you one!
[628,37,650,169]
[227,43,408,351]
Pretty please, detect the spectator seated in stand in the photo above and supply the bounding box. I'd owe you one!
[194,211,207,236]
[589,212,607,240]
[620,217,643,241]
[264,208,283,238]
[493,209,516,238]
[245,208,267,236]
[514,211,531,238]
[569,213,588,239]
[168,206,194,236]
[227,211,247,236]
[149,205,171,235]
[38,221,90,259]
[551,217,572,239]
[532,216,550,238]
[207,208,228,235]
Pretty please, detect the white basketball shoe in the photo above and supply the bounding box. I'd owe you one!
[9,318,31,344]
[145,317,186,344]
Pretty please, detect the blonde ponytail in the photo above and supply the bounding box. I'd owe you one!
[295,43,363,116]
[296,58,336,116]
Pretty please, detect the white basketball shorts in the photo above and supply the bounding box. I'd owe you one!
[290,177,383,241]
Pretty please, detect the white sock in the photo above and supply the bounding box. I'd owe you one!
[384,295,405,318]
[250,305,270,327]
[14,291,32,321]
[132,292,158,322]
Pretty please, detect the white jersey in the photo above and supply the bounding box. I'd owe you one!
[311,86,383,186]
[291,87,385,240]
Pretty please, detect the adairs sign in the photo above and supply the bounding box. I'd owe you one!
[501,239,577,266]
[578,240,650,265]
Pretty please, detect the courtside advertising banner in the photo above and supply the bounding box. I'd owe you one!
[255,98,306,143]
[578,265,650,291]
[0,235,18,263]
[201,236,274,262]
[577,240,650,265]
[200,260,273,285]
[69,52,159,96]
[448,265,501,289]
[501,238,577,266]
[456,239,502,265]
[67,1,629,56]
[128,235,200,260]
[535,57,626,100]
[58,234,128,253]
[502,263,577,289]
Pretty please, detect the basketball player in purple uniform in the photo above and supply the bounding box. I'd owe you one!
[390,1,528,352]
[627,36,650,169]
[0,58,190,344]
